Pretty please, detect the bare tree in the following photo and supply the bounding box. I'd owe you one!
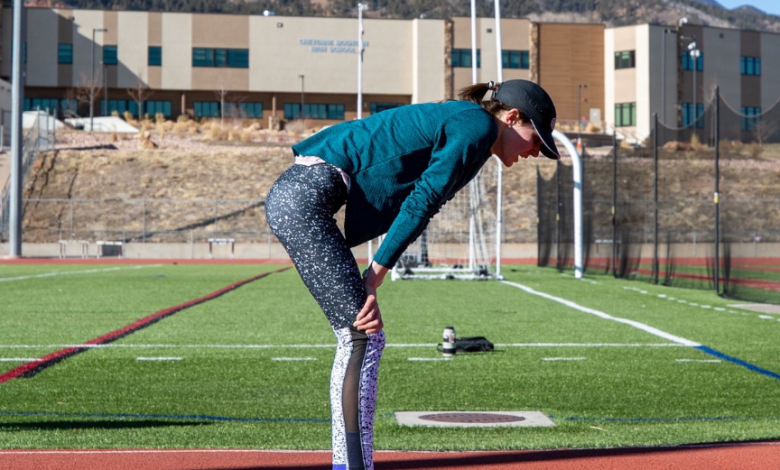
[215,83,230,128]
[127,74,154,119]
[753,116,778,146]
[74,72,102,131]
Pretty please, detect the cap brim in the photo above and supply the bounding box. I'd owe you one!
[530,120,560,160]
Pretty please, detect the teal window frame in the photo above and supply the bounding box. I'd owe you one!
[284,103,344,120]
[451,48,481,68]
[193,48,249,68]
[58,43,73,64]
[148,46,162,66]
[740,56,760,76]
[145,100,172,118]
[681,51,703,71]
[103,45,118,66]
[502,50,529,69]
[194,101,221,118]
[682,103,704,128]
[741,106,761,131]
[370,102,403,114]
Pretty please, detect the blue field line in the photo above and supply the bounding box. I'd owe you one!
[695,345,780,382]
[551,415,776,424]
[0,410,329,424]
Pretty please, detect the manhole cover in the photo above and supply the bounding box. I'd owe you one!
[419,413,525,424]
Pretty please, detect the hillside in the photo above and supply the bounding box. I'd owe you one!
[16,129,780,245]
[27,0,780,32]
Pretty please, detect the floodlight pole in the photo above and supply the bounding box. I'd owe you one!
[8,0,25,257]
[90,28,108,132]
[298,74,305,119]
[493,0,504,279]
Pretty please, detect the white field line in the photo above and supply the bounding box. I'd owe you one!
[676,359,721,363]
[542,357,587,361]
[0,265,163,283]
[135,357,182,361]
[272,357,317,361]
[408,357,453,361]
[625,286,771,319]
[501,281,701,347]
[0,358,42,362]
[0,343,686,350]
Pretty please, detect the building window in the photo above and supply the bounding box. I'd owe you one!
[681,51,703,71]
[148,46,162,66]
[103,45,118,66]
[145,100,172,117]
[284,103,345,120]
[614,50,635,69]
[614,102,636,127]
[451,48,481,68]
[370,103,403,114]
[740,56,760,76]
[502,50,529,69]
[58,43,73,64]
[741,106,761,131]
[24,98,60,113]
[60,99,78,117]
[194,102,263,118]
[194,101,220,118]
[192,48,249,68]
[682,103,704,128]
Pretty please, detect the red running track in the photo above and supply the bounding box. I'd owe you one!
[1,443,779,470]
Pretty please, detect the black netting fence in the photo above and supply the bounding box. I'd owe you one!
[538,88,780,305]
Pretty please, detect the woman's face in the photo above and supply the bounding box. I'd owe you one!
[491,111,543,167]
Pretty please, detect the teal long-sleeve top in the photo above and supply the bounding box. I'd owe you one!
[291,100,498,268]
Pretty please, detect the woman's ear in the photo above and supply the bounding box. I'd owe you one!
[502,108,521,126]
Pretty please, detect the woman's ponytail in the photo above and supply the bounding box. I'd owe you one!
[457,81,511,117]
[457,81,499,104]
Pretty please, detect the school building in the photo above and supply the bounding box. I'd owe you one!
[1,6,780,142]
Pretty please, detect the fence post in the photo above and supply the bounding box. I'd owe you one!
[611,132,617,277]
[142,199,146,243]
[714,87,721,295]
[653,113,659,284]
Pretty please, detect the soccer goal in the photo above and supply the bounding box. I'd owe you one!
[375,156,502,281]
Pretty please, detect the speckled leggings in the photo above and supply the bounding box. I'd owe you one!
[265,163,385,470]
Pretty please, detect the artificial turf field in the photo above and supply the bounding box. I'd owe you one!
[0,262,779,451]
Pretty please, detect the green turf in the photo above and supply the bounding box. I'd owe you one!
[1,263,779,450]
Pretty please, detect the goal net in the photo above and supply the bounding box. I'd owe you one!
[374,156,502,281]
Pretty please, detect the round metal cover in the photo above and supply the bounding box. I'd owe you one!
[418,413,525,424]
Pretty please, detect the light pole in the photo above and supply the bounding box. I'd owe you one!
[577,84,587,145]
[91,28,107,131]
[298,74,305,119]
[689,41,700,135]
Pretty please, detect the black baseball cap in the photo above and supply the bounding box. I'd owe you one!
[492,79,560,160]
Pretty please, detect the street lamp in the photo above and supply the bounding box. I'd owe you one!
[680,34,698,132]
[298,74,305,119]
[577,84,587,147]
[91,27,108,131]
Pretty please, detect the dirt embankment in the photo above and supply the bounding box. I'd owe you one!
[18,131,780,243]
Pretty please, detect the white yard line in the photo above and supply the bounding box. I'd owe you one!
[0,265,162,283]
[501,280,701,347]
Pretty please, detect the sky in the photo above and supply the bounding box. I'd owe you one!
[716,0,780,16]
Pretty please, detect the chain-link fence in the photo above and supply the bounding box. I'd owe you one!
[1,109,57,241]
[539,88,780,304]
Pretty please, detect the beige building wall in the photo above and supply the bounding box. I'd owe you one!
[26,9,58,88]
[412,19,446,103]
[161,12,192,90]
[248,16,415,97]
[117,11,149,89]
[70,9,107,88]
[607,25,641,137]
[761,33,780,110]
[635,25,652,140]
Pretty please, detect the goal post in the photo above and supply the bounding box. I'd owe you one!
[370,156,503,281]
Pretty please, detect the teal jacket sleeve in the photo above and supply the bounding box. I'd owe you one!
[372,109,496,268]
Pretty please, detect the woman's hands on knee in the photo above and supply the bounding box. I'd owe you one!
[354,285,383,334]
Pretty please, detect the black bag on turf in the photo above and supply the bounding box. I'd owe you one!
[455,336,494,353]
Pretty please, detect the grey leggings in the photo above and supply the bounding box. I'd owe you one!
[265,163,385,470]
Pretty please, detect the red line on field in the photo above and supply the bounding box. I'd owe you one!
[1,443,779,470]
[0,267,290,384]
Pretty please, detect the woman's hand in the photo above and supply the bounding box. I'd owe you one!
[354,285,383,334]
